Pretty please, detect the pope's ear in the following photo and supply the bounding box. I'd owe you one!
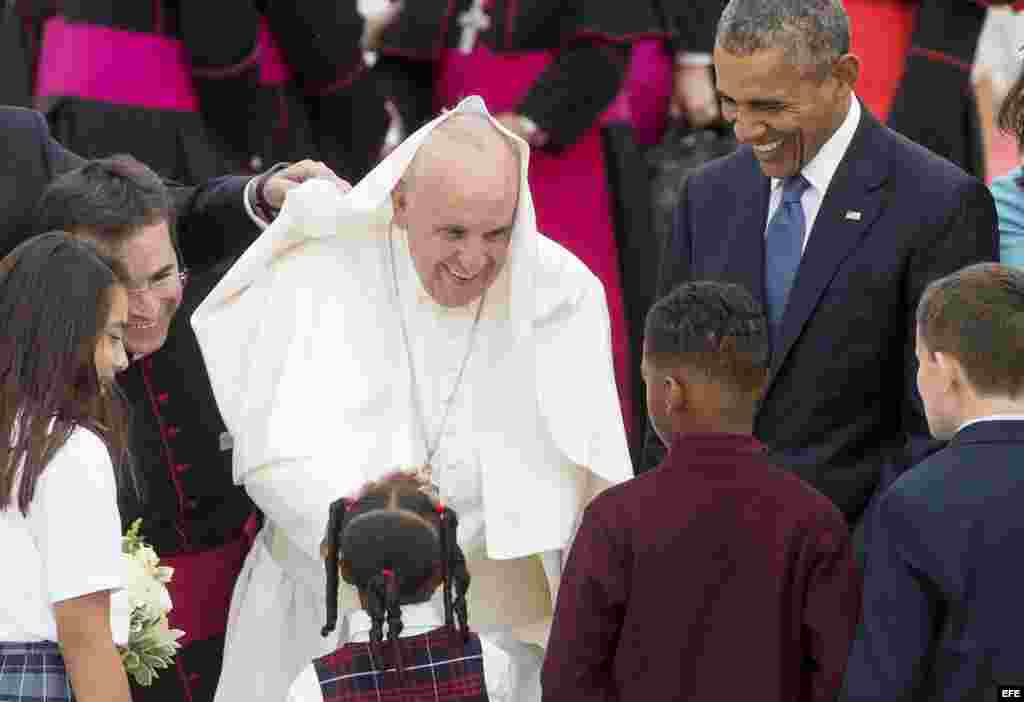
[391,183,409,229]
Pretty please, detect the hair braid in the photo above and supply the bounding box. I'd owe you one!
[383,569,406,682]
[439,506,458,631]
[321,498,349,636]
[365,572,390,656]
[450,545,471,642]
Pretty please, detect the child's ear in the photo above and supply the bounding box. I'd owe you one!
[665,373,687,413]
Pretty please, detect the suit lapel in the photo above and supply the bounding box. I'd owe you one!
[767,112,891,385]
[713,150,771,311]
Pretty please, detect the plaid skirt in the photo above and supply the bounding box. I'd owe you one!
[314,627,488,702]
[0,641,74,702]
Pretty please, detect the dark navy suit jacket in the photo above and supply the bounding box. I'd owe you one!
[842,419,1024,701]
[651,107,999,524]
[0,105,254,265]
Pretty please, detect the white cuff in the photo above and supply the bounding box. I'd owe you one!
[243,177,270,230]
[676,52,713,68]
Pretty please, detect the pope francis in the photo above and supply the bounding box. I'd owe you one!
[191,97,632,702]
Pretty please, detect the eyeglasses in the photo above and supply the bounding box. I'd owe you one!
[124,267,189,296]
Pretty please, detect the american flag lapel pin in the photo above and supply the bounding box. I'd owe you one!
[845,210,862,221]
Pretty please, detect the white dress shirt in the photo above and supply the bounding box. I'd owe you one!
[0,427,127,644]
[957,414,1024,433]
[766,94,862,253]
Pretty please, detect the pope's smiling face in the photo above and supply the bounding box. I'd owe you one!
[392,116,520,308]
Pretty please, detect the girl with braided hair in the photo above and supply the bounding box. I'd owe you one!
[286,473,516,702]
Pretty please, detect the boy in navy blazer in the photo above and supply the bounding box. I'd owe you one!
[843,263,1024,701]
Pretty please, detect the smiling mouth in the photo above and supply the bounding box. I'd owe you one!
[753,140,783,155]
[444,263,480,283]
[128,320,157,330]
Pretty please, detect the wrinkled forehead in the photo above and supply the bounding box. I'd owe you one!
[409,115,520,183]
[713,44,815,101]
[405,128,522,221]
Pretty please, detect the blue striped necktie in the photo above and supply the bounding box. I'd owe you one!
[764,174,810,342]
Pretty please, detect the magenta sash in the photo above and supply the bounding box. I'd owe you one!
[435,46,634,435]
[36,15,292,113]
[162,515,258,647]
[624,39,672,147]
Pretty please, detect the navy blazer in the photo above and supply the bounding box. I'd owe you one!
[652,107,999,523]
[0,105,254,267]
[842,419,1024,701]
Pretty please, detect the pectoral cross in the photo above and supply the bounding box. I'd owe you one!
[457,0,491,54]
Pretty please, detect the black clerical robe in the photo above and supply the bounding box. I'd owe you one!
[374,0,661,147]
[32,0,386,183]
[543,433,862,702]
[186,0,389,181]
[0,0,37,108]
[848,0,987,177]
[115,260,258,702]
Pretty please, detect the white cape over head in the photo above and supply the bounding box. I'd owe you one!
[192,95,630,559]
[191,96,631,701]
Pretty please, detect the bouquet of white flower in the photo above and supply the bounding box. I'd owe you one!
[118,519,185,686]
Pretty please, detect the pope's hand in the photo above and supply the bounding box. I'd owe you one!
[262,160,352,211]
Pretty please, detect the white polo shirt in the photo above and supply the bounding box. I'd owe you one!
[0,427,126,643]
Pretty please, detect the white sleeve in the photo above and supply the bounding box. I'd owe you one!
[244,459,347,562]
[286,665,323,702]
[29,428,124,604]
[480,638,516,702]
[973,8,1022,96]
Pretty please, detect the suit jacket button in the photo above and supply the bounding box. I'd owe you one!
[157,392,169,404]
[175,463,190,473]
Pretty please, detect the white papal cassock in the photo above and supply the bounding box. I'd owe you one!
[191,96,632,702]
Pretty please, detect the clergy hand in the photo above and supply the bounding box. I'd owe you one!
[671,64,720,129]
[495,112,548,147]
[361,0,404,51]
[262,160,352,210]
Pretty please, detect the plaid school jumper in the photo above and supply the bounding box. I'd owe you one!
[0,641,74,702]
[313,627,489,702]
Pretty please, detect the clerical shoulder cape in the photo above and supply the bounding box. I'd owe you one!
[193,180,626,560]
[192,98,631,702]
[192,97,631,564]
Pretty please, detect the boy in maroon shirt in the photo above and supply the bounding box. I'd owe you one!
[542,281,861,702]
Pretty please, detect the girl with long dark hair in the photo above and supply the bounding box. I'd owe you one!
[0,231,132,702]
